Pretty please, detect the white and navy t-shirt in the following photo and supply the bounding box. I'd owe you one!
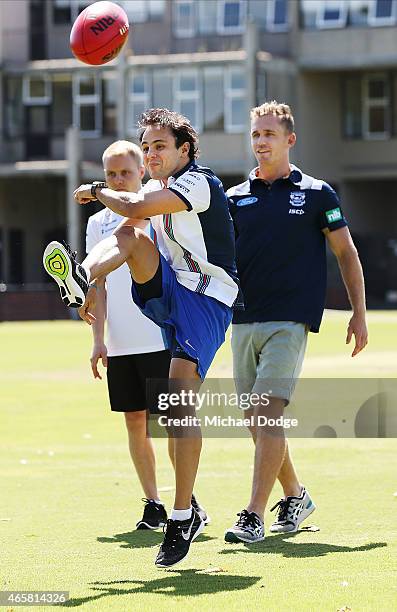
[86,208,167,357]
[227,164,348,332]
[145,161,238,308]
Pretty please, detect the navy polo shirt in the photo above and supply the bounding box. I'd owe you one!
[227,165,347,332]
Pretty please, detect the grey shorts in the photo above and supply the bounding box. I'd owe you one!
[231,321,308,402]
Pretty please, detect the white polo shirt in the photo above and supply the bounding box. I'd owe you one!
[86,208,167,357]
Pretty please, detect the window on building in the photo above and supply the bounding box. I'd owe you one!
[343,72,391,139]
[127,72,151,134]
[198,0,218,33]
[225,66,246,132]
[5,77,23,138]
[343,75,363,138]
[363,74,390,138]
[122,0,147,22]
[203,67,224,131]
[153,70,173,109]
[300,0,318,27]
[317,1,348,28]
[266,0,289,31]
[217,0,246,34]
[248,1,268,26]
[174,71,201,131]
[53,0,91,25]
[121,0,165,23]
[22,75,51,105]
[52,74,73,136]
[368,0,397,25]
[53,0,72,24]
[173,0,196,37]
[73,73,101,136]
[348,0,372,26]
[102,71,117,136]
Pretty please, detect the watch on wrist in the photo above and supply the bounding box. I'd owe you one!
[91,181,107,198]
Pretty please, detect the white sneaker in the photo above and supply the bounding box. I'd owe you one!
[224,510,265,543]
[269,487,316,533]
[43,241,88,308]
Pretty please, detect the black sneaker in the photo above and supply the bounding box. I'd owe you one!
[224,509,265,543]
[191,494,211,525]
[136,499,168,530]
[43,240,88,308]
[155,509,204,568]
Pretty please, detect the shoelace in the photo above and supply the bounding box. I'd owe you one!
[60,240,88,290]
[162,519,182,549]
[270,499,292,522]
[235,510,260,529]
[141,498,160,517]
[191,495,200,513]
[61,240,77,260]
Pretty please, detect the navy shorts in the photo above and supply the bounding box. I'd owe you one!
[130,254,232,379]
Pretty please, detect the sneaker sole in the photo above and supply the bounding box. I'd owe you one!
[269,501,316,534]
[43,241,86,308]
[224,530,265,544]
[136,521,167,530]
[155,518,205,568]
[201,514,211,526]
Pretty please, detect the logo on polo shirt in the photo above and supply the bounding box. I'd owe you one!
[326,207,342,223]
[236,197,258,206]
[289,192,305,207]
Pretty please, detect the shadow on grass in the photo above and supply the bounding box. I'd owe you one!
[60,570,261,607]
[220,534,387,558]
[97,529,215,549]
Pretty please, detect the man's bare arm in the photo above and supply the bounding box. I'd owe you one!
[324,226,368,356]
[89,276,108,379]
[73,184,187,218]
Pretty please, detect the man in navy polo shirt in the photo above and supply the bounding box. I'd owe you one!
[225,100,368,543]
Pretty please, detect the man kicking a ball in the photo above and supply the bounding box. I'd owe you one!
[43,108,238,568]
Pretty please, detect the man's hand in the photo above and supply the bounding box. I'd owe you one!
[346,313,368,357]
[73,184,96,205]
[90,341,108,380]
[78,285,97,325]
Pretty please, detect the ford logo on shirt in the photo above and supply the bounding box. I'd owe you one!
[236,197,258,206]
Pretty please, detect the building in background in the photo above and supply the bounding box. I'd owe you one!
[0,0,396,319]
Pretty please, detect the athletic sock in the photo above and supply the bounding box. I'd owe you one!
[171,506,192,521]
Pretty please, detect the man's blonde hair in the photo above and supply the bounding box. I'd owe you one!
[102,140,143,166]
[250,100,294,134]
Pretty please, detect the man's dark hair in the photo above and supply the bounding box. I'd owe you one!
[138,108,200,161]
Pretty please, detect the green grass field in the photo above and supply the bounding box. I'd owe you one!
[1,312,397,611]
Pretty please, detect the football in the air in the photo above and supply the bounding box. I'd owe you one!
[70,1,129,66]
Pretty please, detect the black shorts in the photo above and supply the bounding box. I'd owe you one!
[106,350,171,413]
